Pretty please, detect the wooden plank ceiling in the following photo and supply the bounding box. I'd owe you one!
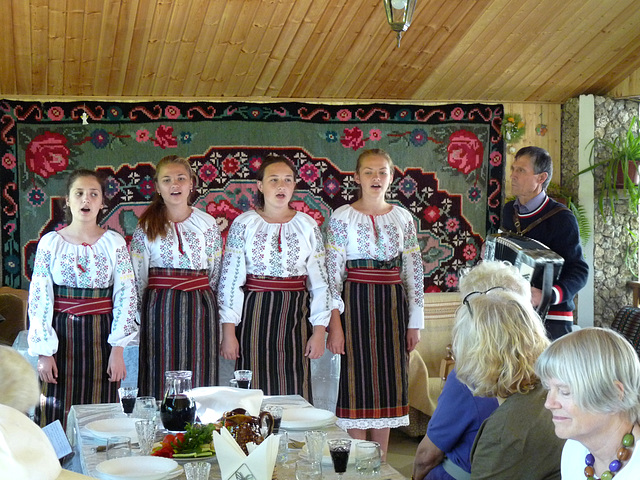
[1,0,640,103]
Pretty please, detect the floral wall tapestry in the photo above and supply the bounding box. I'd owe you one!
[0,100,505,291]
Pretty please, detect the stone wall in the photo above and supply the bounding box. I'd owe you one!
[577,97,639,326]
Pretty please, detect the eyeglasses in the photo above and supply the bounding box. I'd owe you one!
[462,286,505,316]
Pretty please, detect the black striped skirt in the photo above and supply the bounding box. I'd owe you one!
[336,259,409,427]
[36,285,117,429]
[138,268,219,399]
[236,275,312,401]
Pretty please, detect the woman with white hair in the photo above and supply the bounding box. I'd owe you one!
[536,328,640,479]
[454,287,564,480]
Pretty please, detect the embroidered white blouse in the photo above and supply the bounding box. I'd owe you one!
[218,210,332,327]
[129,207,222,306]
[27,230,138,357]
[325,204,425,329]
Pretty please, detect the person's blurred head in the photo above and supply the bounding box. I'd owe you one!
[459,260,531,300]
[536,328,640,440]
[0,346,38,414]
[453,288,549,398]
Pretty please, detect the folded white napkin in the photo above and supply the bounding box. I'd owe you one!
[190,387,263,424]
[212,427,278,480]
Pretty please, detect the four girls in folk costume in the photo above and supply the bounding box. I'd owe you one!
[326,149,424,458]
[27,170,138,428]
[130,155,222,399]
[219,155,331,400]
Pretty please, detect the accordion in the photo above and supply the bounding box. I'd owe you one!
[484,232,564,318]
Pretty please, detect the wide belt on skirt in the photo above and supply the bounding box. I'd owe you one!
[346,267,402,284]
[53,285,113,315]
[245,275,307,292]
[148,268,210,291]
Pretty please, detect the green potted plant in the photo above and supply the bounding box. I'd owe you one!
[577,115,640,217]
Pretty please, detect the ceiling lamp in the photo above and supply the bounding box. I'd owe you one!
[383,0,418,48]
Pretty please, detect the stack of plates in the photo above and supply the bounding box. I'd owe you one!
[96,456,180,480]
[85,418,141,440]
[279,407,336,430]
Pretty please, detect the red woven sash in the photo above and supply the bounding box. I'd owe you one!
[245,275,307,292]
[346,267,402,284]
[53,297,113,315]
[148,273,210,291]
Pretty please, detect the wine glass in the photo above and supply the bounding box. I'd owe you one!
[118,386,138,416]
[327,438,351,476]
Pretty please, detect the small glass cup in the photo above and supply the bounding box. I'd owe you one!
[295,458,322,480]
[328,438,351,475]
[135,419,157,456]
[355,441,382,476]
[118,386,138,415]
[304,430,327,466]
[106,436,132,459]
[264,405,283,434]
[277,431,289,464]
[233,370,252,389]
[183,460,211,480]
[134,396,158,422]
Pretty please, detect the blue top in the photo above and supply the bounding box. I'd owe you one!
[426,369,499,473]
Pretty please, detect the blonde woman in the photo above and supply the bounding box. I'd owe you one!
[454,288,563,480]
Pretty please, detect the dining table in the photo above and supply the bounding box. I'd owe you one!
[66,394,408,479]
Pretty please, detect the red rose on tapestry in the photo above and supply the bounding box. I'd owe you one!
[340,127,365,151]
[154,125,178,149]
[447,130,483,175]
[25,132,70,179]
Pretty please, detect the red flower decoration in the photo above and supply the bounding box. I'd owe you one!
[340,127,365,151]
[154,125,178,149]
[463,244,478,261]
[447,130,484,175]
[290,201,325,226]
[136,129,150,142]
[222,156,240,175]
[423,205,441,223]
[426,285,442,293]
[25,132,70,179]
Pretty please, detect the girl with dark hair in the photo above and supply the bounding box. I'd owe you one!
[325,148,424,459]
[28,169,138,428]
[218,155,331,400]
[130,155,222,398]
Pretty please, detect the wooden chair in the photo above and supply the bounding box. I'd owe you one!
[0,287,29,346]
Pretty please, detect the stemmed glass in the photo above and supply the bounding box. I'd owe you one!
[327,439,351,476]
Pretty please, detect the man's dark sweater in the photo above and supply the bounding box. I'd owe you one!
[502,195,589,338]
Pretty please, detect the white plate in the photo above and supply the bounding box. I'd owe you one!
[172,454,216,465]
[85,417,142,440]
[96,456,178,480]
[279,407,336,430]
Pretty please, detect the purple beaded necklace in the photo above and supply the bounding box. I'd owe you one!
[584,426,635,480]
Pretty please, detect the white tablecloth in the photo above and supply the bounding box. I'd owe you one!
[66,396,407,479]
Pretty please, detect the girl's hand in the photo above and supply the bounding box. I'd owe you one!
[305,327,326,359]
[37,355,58,384]
[326,309,345,355]
[107,346,127,382]
[406,328,421,352]
[221,323,240,360]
